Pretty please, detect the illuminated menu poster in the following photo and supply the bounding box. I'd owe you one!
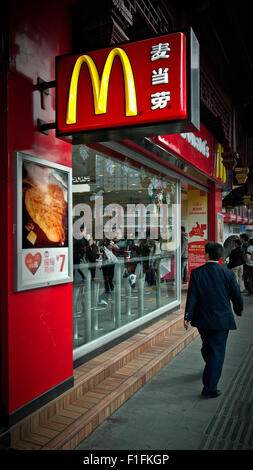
[187,189,208,280]
[15,153,73,291]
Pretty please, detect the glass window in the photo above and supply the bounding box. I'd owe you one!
[72,145,179,352]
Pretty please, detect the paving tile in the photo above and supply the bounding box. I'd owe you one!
[14,295,253,451]
[77,297,253,451]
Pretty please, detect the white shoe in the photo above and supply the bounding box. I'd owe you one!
[129,274,136,287]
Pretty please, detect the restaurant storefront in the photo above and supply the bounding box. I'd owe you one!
[71,120,226,361]
[72,143,181,361]
[0,0,226,427]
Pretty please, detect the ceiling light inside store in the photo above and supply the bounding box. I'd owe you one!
[72,184,90,193]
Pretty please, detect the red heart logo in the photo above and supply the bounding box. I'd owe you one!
[25,253,42,275]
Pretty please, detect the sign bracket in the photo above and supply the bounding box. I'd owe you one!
[37,119,56,135]
[37,77,56,95]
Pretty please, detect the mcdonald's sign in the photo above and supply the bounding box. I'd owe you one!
[152,123,226,185]
[215,143,226,183]
[56,28,200,142]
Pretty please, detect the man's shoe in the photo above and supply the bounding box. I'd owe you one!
[201,390,221,399]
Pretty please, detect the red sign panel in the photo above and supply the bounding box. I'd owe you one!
[223,213,237,223]
[56,30,199,141]
[152,123,214,177]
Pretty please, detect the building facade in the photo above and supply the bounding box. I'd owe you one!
[1,0,250,429]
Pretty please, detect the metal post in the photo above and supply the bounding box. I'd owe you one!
[114,263,121,328]
[92,277,103,331]
[156,257,161,309]
[138,261,145,317]
[73,266,85,343]
[83,266,92,342]
[125,276,132,316]
[73,284,81,341]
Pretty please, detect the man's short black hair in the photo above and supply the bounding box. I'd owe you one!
[205,242,223,260]
[249,238,253,246]
[181,226,185,232]
[234,238,241,247]
[240,233,249,242]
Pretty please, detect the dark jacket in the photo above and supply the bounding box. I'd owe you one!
[228,246,244,269]
[181,233,188,259]
[73,237,88,264]
[185,262,243,330]
[241,242,248,265]
[86,243,98,263]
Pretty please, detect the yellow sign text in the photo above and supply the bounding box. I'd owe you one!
[66,47,137,124]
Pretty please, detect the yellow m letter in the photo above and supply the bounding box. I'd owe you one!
[216,143,226,183]
[66,48,138,124]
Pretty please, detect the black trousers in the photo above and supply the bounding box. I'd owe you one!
[245,265,253,293]
[181,257,188,282]
[198,329,229,394]
[101,264,115,293]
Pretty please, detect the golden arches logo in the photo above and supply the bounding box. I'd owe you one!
[66,47,138,125]
[216,143,226,183]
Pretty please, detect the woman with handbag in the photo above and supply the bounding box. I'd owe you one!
[101,239,119,295]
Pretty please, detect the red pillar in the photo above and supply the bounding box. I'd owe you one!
[209,184,223,242]
[0,0,74,427]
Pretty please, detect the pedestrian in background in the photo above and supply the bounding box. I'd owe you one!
[184,242,243,398]
[227,238,245,292]
[240,233,249,291]
[245,238,253,295]
[181,226,188,284]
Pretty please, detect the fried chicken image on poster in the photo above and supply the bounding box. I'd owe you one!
[22,161,68,248]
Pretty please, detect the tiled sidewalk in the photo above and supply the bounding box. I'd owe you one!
[76,295,253,451]
[10,295,200,450]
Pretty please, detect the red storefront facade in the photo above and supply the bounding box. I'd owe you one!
[1,0,225,427]
[1,0,74,425]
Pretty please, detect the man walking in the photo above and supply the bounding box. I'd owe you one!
[181,226,188,284]
[184,242,243,398]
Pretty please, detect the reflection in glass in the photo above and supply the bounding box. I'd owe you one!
[72,145,179,350]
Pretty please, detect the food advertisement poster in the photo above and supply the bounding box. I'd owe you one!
[15,153,73,291]
[187,189,208,280]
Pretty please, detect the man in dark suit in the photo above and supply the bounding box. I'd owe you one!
[184,242,243,398]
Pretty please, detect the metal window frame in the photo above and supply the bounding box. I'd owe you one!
[73,141,183,361]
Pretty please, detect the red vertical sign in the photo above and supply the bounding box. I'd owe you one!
[187,189,208,279]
